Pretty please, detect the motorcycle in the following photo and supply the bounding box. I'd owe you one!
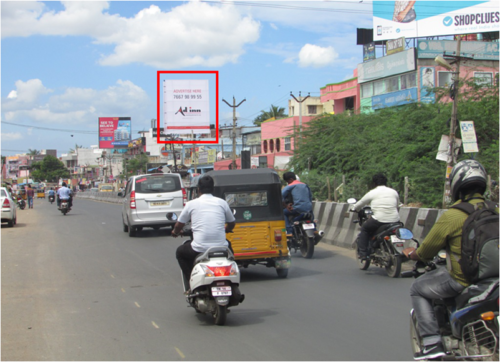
[348,198,416,278]
[402,251,499,360]
[17,197,26,210]
[59,199,70,215]
[287,211,324,259]
[48,194,55,204]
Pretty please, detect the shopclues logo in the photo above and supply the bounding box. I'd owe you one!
[443,16,453,27]
[175,106,201,116]
[453,11,500,26]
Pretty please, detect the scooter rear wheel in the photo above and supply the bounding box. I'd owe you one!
[214,304,227,326]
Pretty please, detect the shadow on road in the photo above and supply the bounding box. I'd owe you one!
[194,308,279,327]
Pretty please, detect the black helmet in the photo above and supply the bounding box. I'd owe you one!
[449,160,487,202]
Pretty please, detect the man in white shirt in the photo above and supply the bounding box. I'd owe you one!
[171,175,236,291]
[352,173,400,260]
[56,182,73,209]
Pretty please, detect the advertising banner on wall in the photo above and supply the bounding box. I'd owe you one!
[386,37,405,55]
[373,1,499,41]
[420,67,436,103]
[417,40,499,60]
[358,48,416,83]
[98,117,131,149]
[163,80,210,135]
[363,42,376,62]
[372,88,418,110]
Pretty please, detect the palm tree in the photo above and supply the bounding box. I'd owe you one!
[253,105,287,126]
[27,149,40,156]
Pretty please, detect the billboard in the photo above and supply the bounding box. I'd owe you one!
[357,48,416,83]
[417,39,499,60]
[373,1,499,41]
[420,67,436,104]
[99,117,131,149]
[163,79,210,135]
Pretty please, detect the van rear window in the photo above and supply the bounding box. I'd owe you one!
[134,175,181,193]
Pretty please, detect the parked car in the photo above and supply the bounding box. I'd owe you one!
[1,187,17,227]
[98,184,114,192]
[118,173,186,236]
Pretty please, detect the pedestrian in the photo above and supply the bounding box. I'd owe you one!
[26,184,35,209]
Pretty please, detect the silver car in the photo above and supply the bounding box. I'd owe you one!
[119,173,185,236]
[1,187,17,227]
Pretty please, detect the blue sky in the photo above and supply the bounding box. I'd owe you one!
[1,0,373,156]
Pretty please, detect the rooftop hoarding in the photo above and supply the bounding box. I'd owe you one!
[373,1,499,41]
[98,117,131,149]
[418,39,499,60]
[357,48,416,83]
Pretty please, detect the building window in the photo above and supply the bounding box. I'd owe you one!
[474,72,493,87]
[284,137,291,151]
[386,76,399,93]
[269,139,274,153]
[373,79,386,95]
[307,105,317,114]
[259,156,267,168]
[290,106,295,115]
[361,83,373,98]
[263,140,268,153]
[438,71,453,87]
[276,138,281,152]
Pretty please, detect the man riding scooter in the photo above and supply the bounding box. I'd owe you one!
[48,188,56,204]
[56,182,73,210]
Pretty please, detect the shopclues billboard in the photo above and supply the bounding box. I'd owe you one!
[373,1,499,41]
[98,117,131,149]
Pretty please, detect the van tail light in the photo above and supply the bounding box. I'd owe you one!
[2,198,10,208]
[130,190,136,209]
[274,230,282,242]
[182,188,187,206]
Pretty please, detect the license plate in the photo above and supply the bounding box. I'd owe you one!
[390,235,403,243]
[151,201,170,207]
[212,286,232,296]
[302,223,315,230]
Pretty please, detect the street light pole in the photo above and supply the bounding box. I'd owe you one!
[290,91,310,138]
[222,96,246,170]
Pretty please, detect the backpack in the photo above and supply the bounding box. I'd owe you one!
[451,200,499,283]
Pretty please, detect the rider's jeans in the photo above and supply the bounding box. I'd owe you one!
[410,267,465,346]
[357,217,385,257]
[283,208,299,234]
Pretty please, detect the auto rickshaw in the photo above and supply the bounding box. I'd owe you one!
[37,188,45,198]
[188,169,291,278]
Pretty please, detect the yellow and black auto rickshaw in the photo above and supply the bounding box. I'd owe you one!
[188,169,291,278]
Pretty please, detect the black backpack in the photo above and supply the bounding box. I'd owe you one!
[451,200,499,283]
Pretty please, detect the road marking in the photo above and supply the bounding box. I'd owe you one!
[134,302,140,308]
[175,347,185,359]
[110,274,115,278]
[152,321,159,329]
[121,288,126,293]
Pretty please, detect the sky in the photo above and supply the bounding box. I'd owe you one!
[1,0,374,156]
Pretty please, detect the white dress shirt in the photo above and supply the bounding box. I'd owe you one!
[353,186,400,223]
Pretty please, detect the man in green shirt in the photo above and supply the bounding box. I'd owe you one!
[402,160,494,360]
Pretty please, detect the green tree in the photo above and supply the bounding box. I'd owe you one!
[27,149,40,156]
[31,155,70,182]
[253,104,288,126]
[124,153,149,178]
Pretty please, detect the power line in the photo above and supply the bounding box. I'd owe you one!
[2,121,97,134]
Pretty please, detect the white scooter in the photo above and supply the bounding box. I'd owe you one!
[181,240,245,325]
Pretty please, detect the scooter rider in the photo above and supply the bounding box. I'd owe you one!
[281,172,313,236]
[351,173,400,260]
[48,188,55,201]
[402,160,496,360]
[57,182,73,209]
[171,175,236,293]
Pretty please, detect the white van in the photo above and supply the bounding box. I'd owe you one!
[119,173,186,237]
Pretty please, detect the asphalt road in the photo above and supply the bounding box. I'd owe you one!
[2,197,416,361]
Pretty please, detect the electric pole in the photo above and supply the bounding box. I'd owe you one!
[290,91,310,138]
[222,96,246,169]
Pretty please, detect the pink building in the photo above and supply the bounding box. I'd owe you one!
[320,69,360,115]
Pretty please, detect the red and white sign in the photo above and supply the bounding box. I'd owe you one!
[164,80,210,135]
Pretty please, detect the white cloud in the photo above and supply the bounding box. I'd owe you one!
[2,1,261,68]
[298,44,338,68]
[2,78,152,128]
[7,91,17,99]
[1,132,23,141]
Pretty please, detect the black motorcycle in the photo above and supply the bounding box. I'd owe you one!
[348,198,415,278]
[287,212,324,259]
[17,197,26,210]
[59,199,70,215]
[48,194,55,204]
[402,252,499,360]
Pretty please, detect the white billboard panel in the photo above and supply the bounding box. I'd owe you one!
[164,80,210,134]
[373,1,499,41]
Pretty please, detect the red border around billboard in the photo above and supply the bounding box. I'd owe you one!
[157,70,219,145]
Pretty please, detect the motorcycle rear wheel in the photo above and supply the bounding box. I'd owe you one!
[385,254,402,278]
[300,234,314,259]
[214,304,227,326]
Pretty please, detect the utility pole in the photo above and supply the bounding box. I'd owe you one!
[222,96,246,169]
[290,91,310,138]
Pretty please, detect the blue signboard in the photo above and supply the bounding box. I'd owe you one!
[418,40,499,61]
[372,88,418,110]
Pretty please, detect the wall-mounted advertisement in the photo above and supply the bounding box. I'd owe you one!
[358,48,416,83]
[373,1,499,41]
[418,40,499,60]
[164,79,210,135]
[372,88,418,110]
[99,117,131,149]
[420,67,436,103]
[363,42,376,62]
